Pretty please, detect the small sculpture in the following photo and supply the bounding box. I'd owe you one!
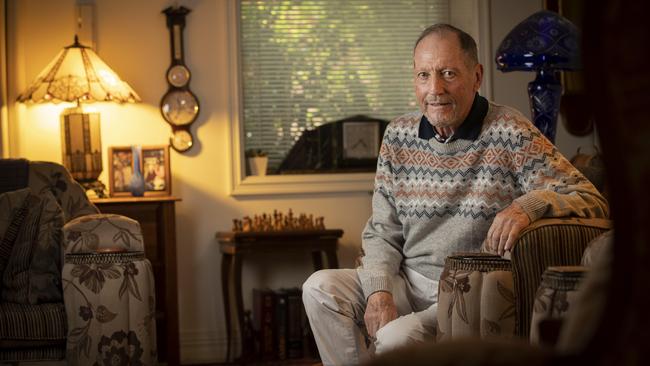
[231,209,325,232]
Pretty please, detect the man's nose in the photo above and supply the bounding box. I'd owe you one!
[428,75,445,95]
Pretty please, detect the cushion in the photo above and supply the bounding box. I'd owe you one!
[29,190,65,304]
[28,161,99,221]
[581,229,614,267]
[0,188,31,277]
[556,236,612,353]
[0,302,67,340]
[1,190,64,304]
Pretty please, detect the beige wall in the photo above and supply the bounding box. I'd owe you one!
[5,0,596,363]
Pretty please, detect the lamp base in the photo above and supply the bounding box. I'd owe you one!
[79,179,108,199]
[61,107,103,181]
[528,69,562,143]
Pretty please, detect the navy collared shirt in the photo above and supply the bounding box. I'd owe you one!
[418,93,489,142]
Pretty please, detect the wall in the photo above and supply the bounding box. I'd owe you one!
[5,0,596,363]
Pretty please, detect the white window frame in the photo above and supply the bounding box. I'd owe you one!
[226,0,492,197]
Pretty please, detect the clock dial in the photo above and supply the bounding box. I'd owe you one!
[170,129,193,152]
[167,65,190,87]
[161,89,199,126]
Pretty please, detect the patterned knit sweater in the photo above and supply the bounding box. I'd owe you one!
[358,102,609,299]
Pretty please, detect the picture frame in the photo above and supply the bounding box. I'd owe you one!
[342,120,381,160]
[108,146,134,197]
[141,145,171,196]
[108,145,171,197]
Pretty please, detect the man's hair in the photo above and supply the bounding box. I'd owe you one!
[414,23,479,66]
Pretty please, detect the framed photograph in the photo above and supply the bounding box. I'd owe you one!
[342,121,381,160]
[141,145,171,196]
[108,146,135,197]
[108,145,171,197]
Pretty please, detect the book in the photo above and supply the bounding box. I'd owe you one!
[274,289,289,360]
[252,288,276,360]
[286,288,304,359]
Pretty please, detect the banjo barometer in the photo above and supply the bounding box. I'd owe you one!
[161,6,199,153]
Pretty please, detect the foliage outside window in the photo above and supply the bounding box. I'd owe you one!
[240,0,450,174]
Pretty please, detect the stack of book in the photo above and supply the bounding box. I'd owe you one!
[250,287,319,362]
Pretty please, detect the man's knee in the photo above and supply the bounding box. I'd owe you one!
[302,269,334,301]
[303,269,363,318]
[302,269,338,310]
[374,313,430,355]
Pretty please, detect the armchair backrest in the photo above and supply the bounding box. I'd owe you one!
[510,217,612,337]
[27,161,99,222]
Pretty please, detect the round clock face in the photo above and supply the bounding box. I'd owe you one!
[170,129,193,152]
[167,65,191,87]
[161,89,199,126]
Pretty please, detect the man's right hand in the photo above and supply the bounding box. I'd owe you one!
[364,291,398,338]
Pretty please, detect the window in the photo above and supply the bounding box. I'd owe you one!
[239,0,450,173]
[227,0,488,195]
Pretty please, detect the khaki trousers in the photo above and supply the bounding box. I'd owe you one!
[302,268,438,366]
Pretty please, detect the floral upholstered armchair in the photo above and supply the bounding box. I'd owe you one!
[0,159,156,365]
[436,217,612,342]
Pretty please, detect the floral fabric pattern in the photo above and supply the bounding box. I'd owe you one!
[94,330,144,366]
[529,267,585,344]
[64,255,156,366]
[63,213,156,365]
[437,257,515,342]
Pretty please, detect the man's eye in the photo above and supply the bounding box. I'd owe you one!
[442,70,455,78]
[417,72,429,79]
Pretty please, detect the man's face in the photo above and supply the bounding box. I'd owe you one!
[414,32,483,130]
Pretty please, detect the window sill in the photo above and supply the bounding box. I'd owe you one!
[230,172,375,197]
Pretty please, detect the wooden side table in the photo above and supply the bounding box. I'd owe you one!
[92,196,180,366]
[217,229,342,362]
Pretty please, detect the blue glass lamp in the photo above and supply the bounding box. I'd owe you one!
[496,10,580,142]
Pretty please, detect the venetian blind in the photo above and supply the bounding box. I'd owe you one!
[240,0,450,172]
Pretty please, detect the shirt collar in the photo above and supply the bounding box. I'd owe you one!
[418,93,488,142]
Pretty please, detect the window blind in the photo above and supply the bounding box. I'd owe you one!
[240,0,450,172]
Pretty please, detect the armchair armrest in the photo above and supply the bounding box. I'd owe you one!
[61,213,157,365]
[62,213,144,254]
[510,217,612,337]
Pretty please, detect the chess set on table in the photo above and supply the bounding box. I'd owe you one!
[232,209,325,232]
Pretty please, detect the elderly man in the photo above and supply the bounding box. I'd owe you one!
[302,24,608,365]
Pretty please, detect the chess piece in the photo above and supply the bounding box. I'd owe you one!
[242,216,252,232]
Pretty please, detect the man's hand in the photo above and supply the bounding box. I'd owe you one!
[364,291,398,338]
[484,202,531,256]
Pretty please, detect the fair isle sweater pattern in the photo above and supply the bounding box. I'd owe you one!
[358,102,608,299]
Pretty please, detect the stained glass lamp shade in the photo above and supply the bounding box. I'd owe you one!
[17,36,140,196]
[495,10,580,142]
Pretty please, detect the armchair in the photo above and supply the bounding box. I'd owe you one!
[509,217,611,338]
[0,159,156,365]
[437,216,611,341]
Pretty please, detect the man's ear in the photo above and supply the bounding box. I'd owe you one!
[474,63,484,91]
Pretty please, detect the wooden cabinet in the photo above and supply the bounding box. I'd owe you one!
[92,196,180,365]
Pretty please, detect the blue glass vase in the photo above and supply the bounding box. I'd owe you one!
[130,145,145,197]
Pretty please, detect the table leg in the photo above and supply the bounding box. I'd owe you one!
[233,254,246,360]
[312,251,324,271]
[221,253,233,363]
[325,249,339,269]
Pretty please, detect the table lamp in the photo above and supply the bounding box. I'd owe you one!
[17,35,140,197]
[495,10,580,142]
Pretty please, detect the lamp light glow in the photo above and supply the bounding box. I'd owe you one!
[17,36,140,197]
